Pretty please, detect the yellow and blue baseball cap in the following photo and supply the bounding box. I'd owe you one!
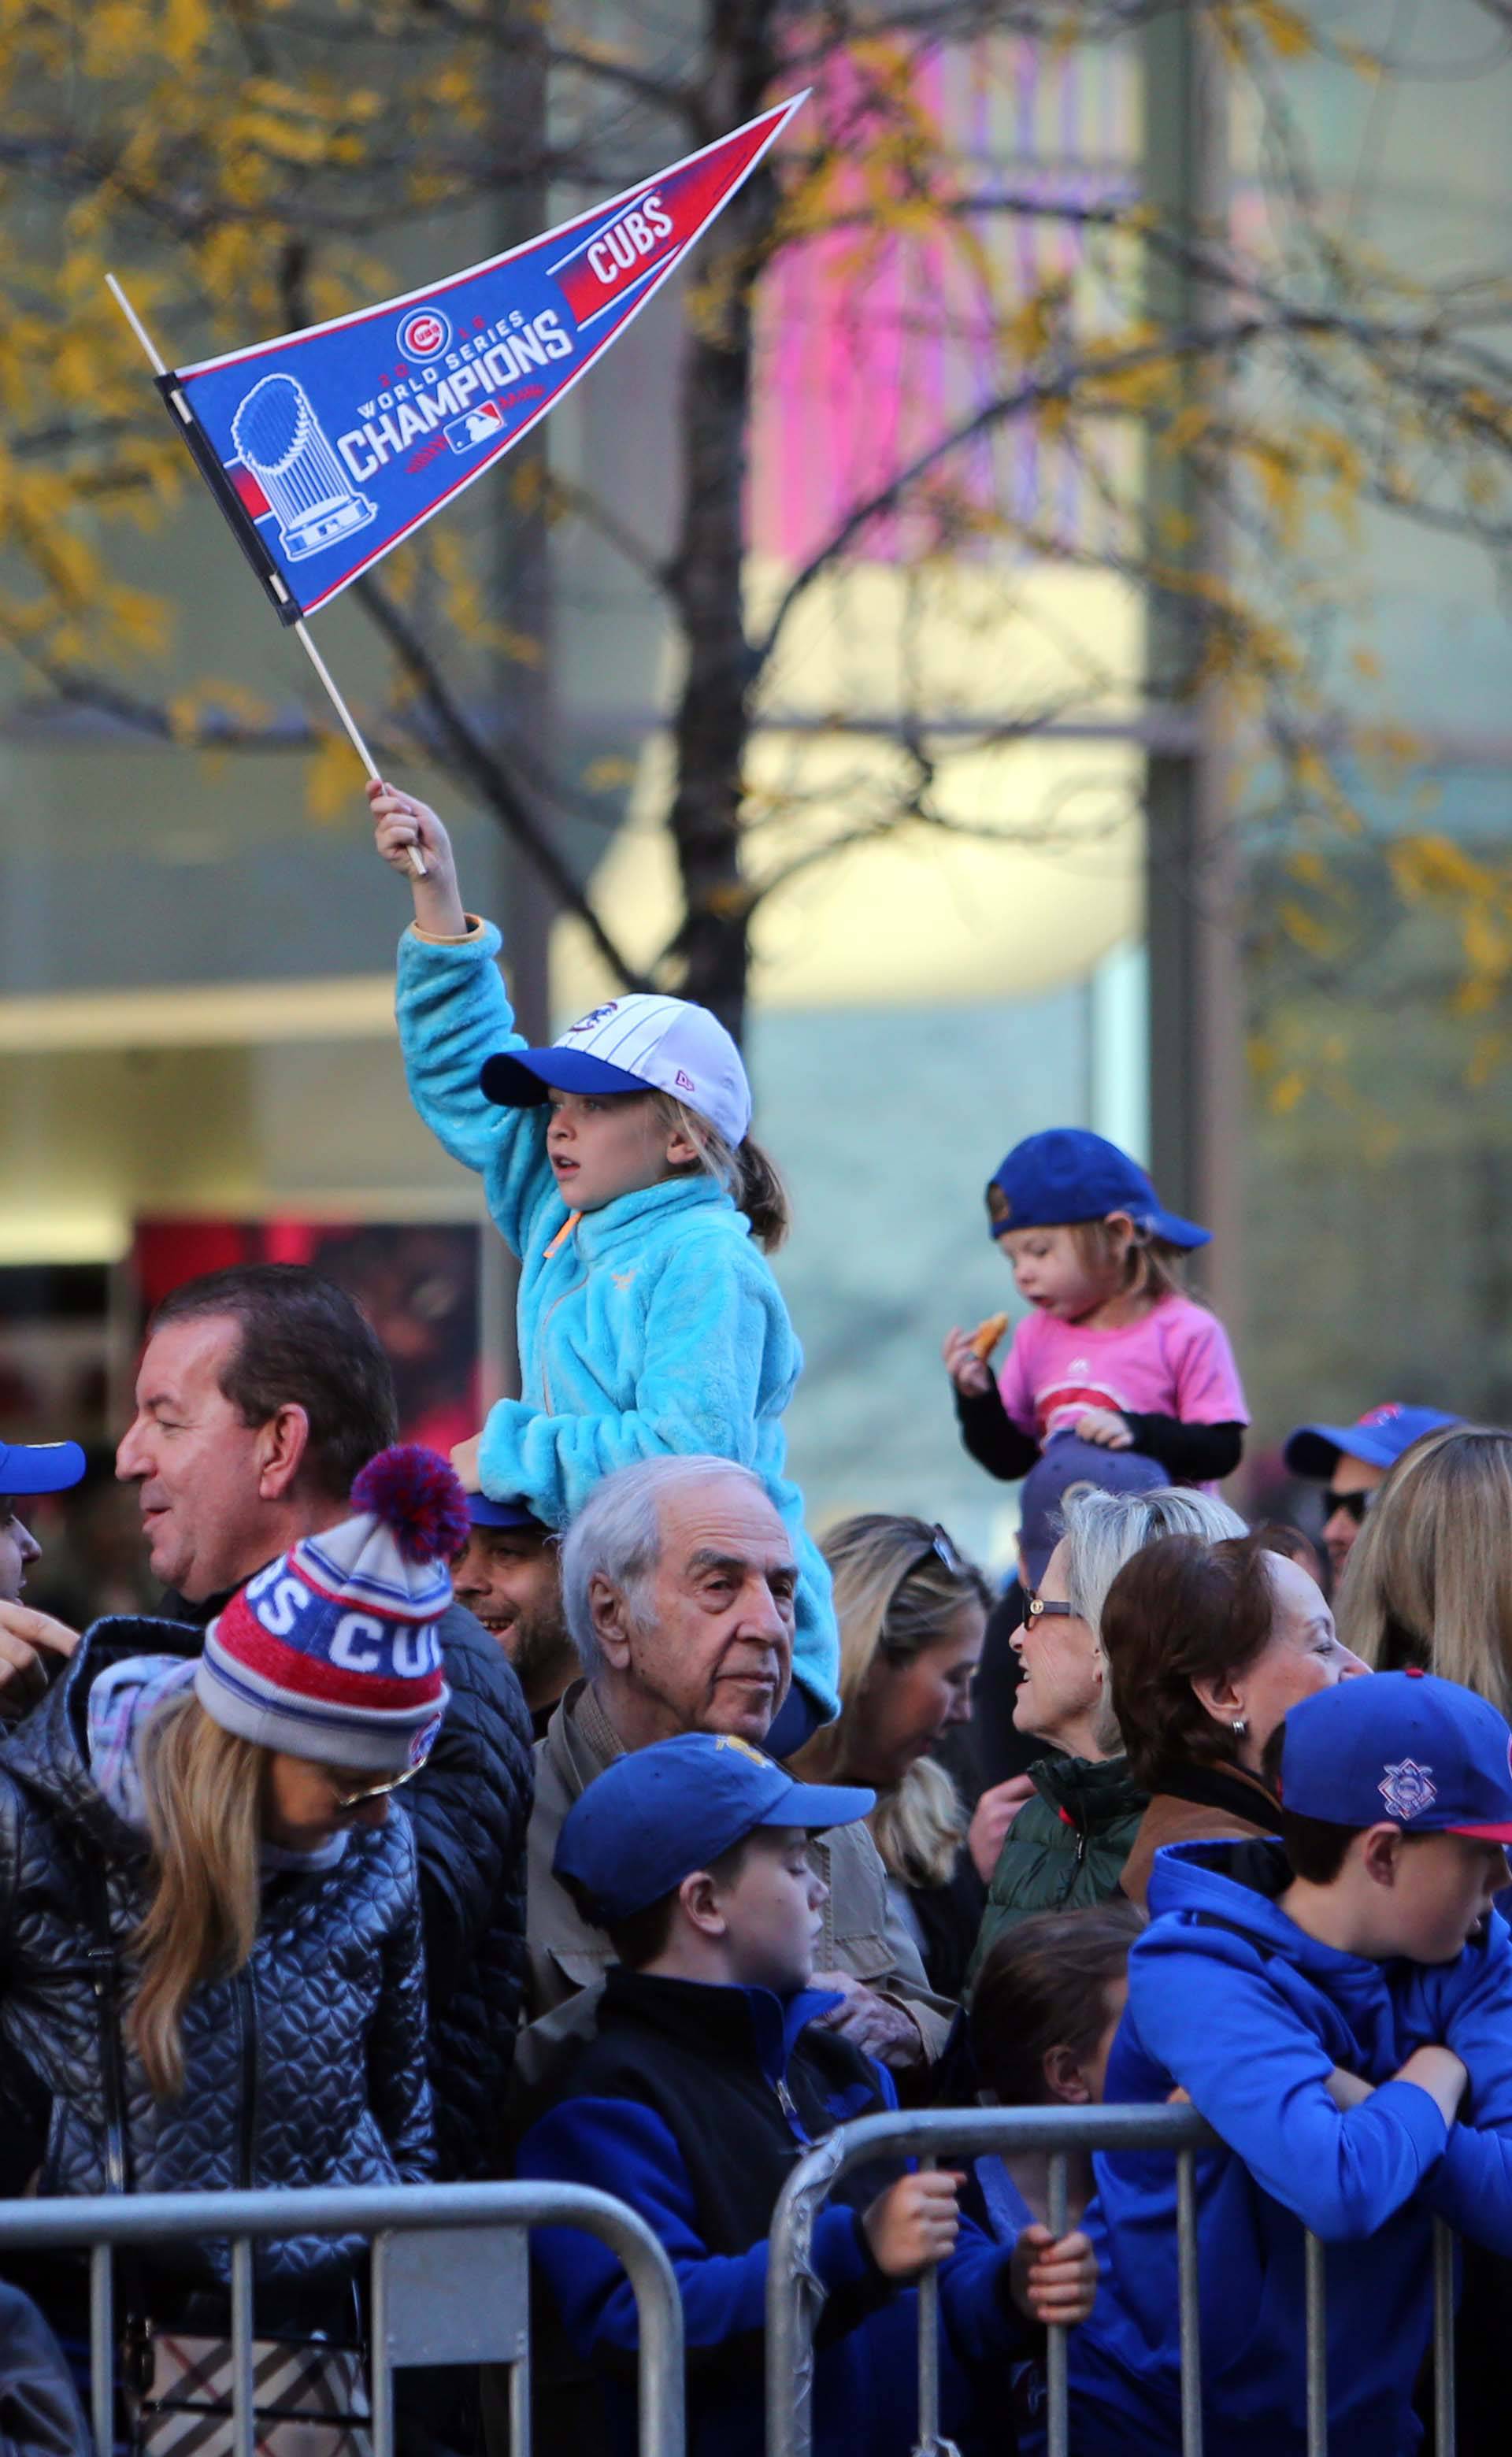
[987,1128,1209,1249]
[0,1440,86,1498]
[1280,1670,1512,1842]
[554,1732,875,1923]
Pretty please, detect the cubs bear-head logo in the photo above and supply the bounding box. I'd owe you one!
[398,309,450,361]
[566,1002,619,1036]
[1378,1758,1436,1821]
[715,1735,769,1768]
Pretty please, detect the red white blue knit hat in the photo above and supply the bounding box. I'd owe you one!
[196,1447,469,1773]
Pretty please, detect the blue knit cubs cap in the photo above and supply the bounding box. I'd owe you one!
[988,1128,1209,1249]
[554,1732,874,1923]
[1280,1670,1512,1842]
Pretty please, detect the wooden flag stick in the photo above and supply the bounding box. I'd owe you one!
[104,272,424,876]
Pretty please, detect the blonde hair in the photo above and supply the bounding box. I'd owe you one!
[1066,1219,1189,1306]
[799,1514,991,1889]
[1336,1425,1512,1719]
[648,1091,790,1251]
[130,1694,265,2100]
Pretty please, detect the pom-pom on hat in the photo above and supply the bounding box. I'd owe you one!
[195,1445,468,1774]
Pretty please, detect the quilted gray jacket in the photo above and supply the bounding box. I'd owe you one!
[0,1620,432,2292]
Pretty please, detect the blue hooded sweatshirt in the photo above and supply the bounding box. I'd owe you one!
[1062,1836,1512,2457]
[395,922,839,1718]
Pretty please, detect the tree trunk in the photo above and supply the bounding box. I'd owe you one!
[663,0,782,1041]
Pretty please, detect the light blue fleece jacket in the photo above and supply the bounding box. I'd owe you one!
[395,921,839,1718]
[1060,1835,1512,2457]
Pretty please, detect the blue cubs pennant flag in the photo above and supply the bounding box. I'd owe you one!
[155,94,805,622]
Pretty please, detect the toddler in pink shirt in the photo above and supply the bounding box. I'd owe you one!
[943,1129,1247,1494]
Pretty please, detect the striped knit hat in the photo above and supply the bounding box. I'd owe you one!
[196,1446,469,1773]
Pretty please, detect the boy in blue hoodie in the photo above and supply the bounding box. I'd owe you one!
[515,1732,1097,2457]
[1065,1667,1512,2457]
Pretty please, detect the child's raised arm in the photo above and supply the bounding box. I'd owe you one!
[380,781,561,1258]
[369,780,468,939]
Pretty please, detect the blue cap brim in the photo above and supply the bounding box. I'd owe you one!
[0,1440,87,1497]
[480,1047,648,1107]
[467,1494,546,1531]
[1145,1208,1211,1251]
[758,1779,875,1831]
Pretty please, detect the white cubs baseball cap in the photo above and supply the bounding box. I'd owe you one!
[479,995,753,1147]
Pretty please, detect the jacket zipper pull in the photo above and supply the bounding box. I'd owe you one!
[774,2076,799,2119]
[543,1210,582,1260]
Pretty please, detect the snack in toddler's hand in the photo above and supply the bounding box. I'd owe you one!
[969,1312,1010,1363]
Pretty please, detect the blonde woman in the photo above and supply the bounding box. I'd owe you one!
[1336,1425,1512,1718]
[0,1447,461,2410]
[797,1515,992,1996]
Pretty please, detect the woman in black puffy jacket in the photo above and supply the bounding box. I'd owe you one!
[0,1447,459,2352]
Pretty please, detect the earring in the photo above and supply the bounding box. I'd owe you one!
[1232,1717,1247,1737]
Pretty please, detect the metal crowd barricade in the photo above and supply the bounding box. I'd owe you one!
[764,2103,1460,2457]
[0,2179,685,2457]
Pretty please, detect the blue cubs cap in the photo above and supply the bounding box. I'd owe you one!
[1284,1403,1461,1483]
[0,1440,87,1499]
[1018,1435,1167,1592]
[987,1129,1209,1250]
[554,1732,875,1923]
[465,1492,545,1532]
[1280,1670,1512,1842]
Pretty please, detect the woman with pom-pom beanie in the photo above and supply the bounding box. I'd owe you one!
[0,1446,467,2373]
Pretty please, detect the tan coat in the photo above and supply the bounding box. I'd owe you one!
[1119,1760,1284,1909]
[515,1680,956,2091]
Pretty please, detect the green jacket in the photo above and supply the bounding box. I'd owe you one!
[965,1753,1148,1994]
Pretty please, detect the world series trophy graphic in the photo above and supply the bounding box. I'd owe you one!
[229,372,376,561]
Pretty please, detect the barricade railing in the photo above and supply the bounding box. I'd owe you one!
[764,2103,1458,2457]
[0,2179,685,2457]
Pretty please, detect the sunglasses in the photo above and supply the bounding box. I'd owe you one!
[912,1522,968,1580]
[328,1762,423,1812]
[1323,1488,1377,1527]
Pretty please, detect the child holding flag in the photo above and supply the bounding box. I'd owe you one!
[369,782,839,1729]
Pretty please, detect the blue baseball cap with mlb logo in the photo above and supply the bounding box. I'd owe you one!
[987,1129,1210,1250]
[480,994,753,1148]
[1280,1670,1512,1842]
[1284,1403,1461,1482]
[0,1440,87,1498]
[554,1732,875,1923]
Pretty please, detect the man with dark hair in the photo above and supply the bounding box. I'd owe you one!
[0,1264,533,2185]
[453,1492,575,1740]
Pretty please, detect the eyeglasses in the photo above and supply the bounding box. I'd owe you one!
[1026,1594,1076,1621]
[328,1763,423,1812]
[1323,1488,1376,1527]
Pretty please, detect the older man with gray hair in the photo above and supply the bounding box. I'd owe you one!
[517,1453,953,2089]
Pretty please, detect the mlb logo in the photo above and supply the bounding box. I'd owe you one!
[444,401,505,454]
